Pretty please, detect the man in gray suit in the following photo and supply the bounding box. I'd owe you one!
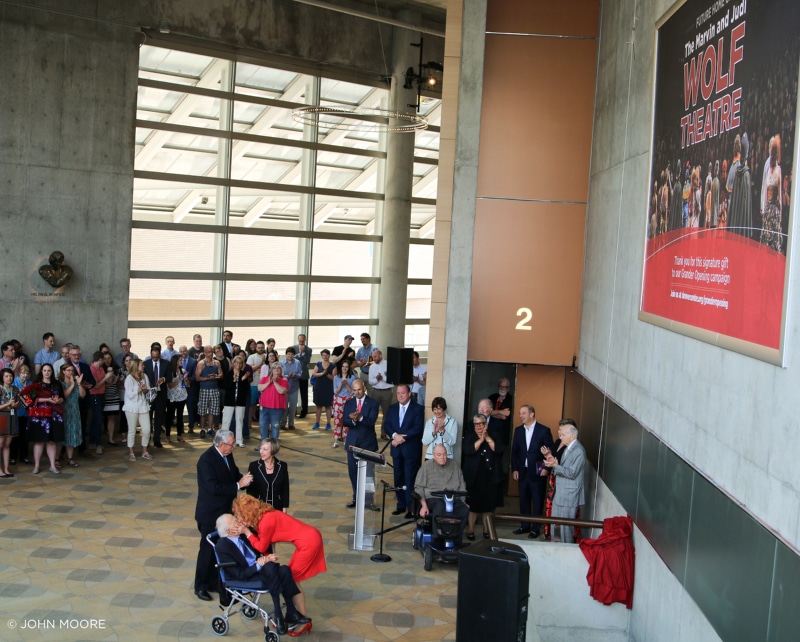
[543,419,586,543]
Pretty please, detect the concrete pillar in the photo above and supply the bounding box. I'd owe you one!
[377,13,420,351]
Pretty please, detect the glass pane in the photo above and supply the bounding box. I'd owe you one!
[315,152,381,192]
[139,47,218,86]
[235,63,310,103]
[135,129,222,176]
[412,163,438,200]
[226,233,301,275]
[128,278,216,320]
[230,139,302,183]
[132,177,222,225]
[136,87,222,131]
[225,327,299,352]
[227,187,303,230]
[131,228,219,272]
[233,102,303,139]
[311,238,376,276]
[411,203,436,238]
[225,281,299,320]
[408,244,433,279]
[308,282,372,318]
[406,284,431,318]
[404,324,430,352]
[320,78,375,105]
[312,194,381,234]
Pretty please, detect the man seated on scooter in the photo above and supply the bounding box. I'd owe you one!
[414,444,470,542]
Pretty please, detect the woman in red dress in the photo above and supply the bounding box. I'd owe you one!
[233,494,325,633]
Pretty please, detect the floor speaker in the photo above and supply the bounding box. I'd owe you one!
[386,346,413,385]
[456,540,529,641]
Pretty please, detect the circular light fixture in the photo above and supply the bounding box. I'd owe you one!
[291,106,428,133]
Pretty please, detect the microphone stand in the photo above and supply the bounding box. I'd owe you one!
[371,481,393,562]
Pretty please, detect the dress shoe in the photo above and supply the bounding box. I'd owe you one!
[368,504,381,512]
[512,527,530,535]
[285,614,312,626]
[274,618,288,635]
[528,531,540,540]
[391,508,405,516]
[154,442,164,448]
[346,500,356,508]
[194,590,212,601]
[404,512,414,519]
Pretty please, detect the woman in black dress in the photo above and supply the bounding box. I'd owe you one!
[247,437,290,512]
[19,364,65,475]
[462,413,504,539]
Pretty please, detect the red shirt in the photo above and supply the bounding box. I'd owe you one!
[259,376,288,409]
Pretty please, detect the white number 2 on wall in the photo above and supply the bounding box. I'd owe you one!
[515,307,533,331]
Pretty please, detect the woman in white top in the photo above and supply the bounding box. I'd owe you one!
[421,396,458,459]
[123,358,152,461]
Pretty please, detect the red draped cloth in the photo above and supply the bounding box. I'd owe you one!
[579,515,635,609]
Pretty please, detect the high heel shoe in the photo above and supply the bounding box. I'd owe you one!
[465,531,475,541]
[288,622,312,637]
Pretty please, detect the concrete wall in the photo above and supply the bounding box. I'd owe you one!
[591,478,720,642]
[0,0,442,353]
[581,0,800,553]
[0,5,139,350]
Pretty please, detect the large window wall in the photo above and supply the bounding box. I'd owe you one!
[129,45,438,354]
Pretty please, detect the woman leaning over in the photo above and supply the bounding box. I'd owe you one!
[233,494,324,635]
[421,396,458,460]
[19,364,65,474]
[0,367,20,477]
[123,358,152,461]
[462,413,505,540]
[59,363,85,468]
[247,437,289,511]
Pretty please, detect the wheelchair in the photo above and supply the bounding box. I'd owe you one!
[411,490,470,571]
[206,531,282,642]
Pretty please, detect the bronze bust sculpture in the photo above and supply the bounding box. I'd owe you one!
[39,251,73,288]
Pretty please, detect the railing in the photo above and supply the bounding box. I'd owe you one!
[485,513,603,541]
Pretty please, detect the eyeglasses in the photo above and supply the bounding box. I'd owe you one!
[473,421,486,426]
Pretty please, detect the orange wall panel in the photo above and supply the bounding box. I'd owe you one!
[487,0,599,37]
[477,36,597,203]
[468,199,584,365]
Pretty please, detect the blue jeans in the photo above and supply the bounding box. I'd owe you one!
[259,407,283,441]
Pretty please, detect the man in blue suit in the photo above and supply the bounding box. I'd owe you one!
[342,379,380,508]
[384,384,425,518]
[510,404,554,539]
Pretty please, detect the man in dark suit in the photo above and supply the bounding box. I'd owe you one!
[384,384,425,518]
[342,379,379,508]
[510,404,554,539]
[143,342,170,448]
[193,430,253,601]
[214,514,310,633]
[221,329,234,360]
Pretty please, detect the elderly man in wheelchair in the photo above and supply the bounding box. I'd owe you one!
[413,444,471,570]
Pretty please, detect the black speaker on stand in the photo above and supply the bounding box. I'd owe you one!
[386,347,413,385]
[456,539,529,641]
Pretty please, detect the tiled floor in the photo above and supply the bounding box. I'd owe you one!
[0,417,523,641]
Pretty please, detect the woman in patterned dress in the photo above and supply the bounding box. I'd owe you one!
[58,363,85,468]
[20,364,65,474]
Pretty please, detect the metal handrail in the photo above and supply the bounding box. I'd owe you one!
[485,513,604,541]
